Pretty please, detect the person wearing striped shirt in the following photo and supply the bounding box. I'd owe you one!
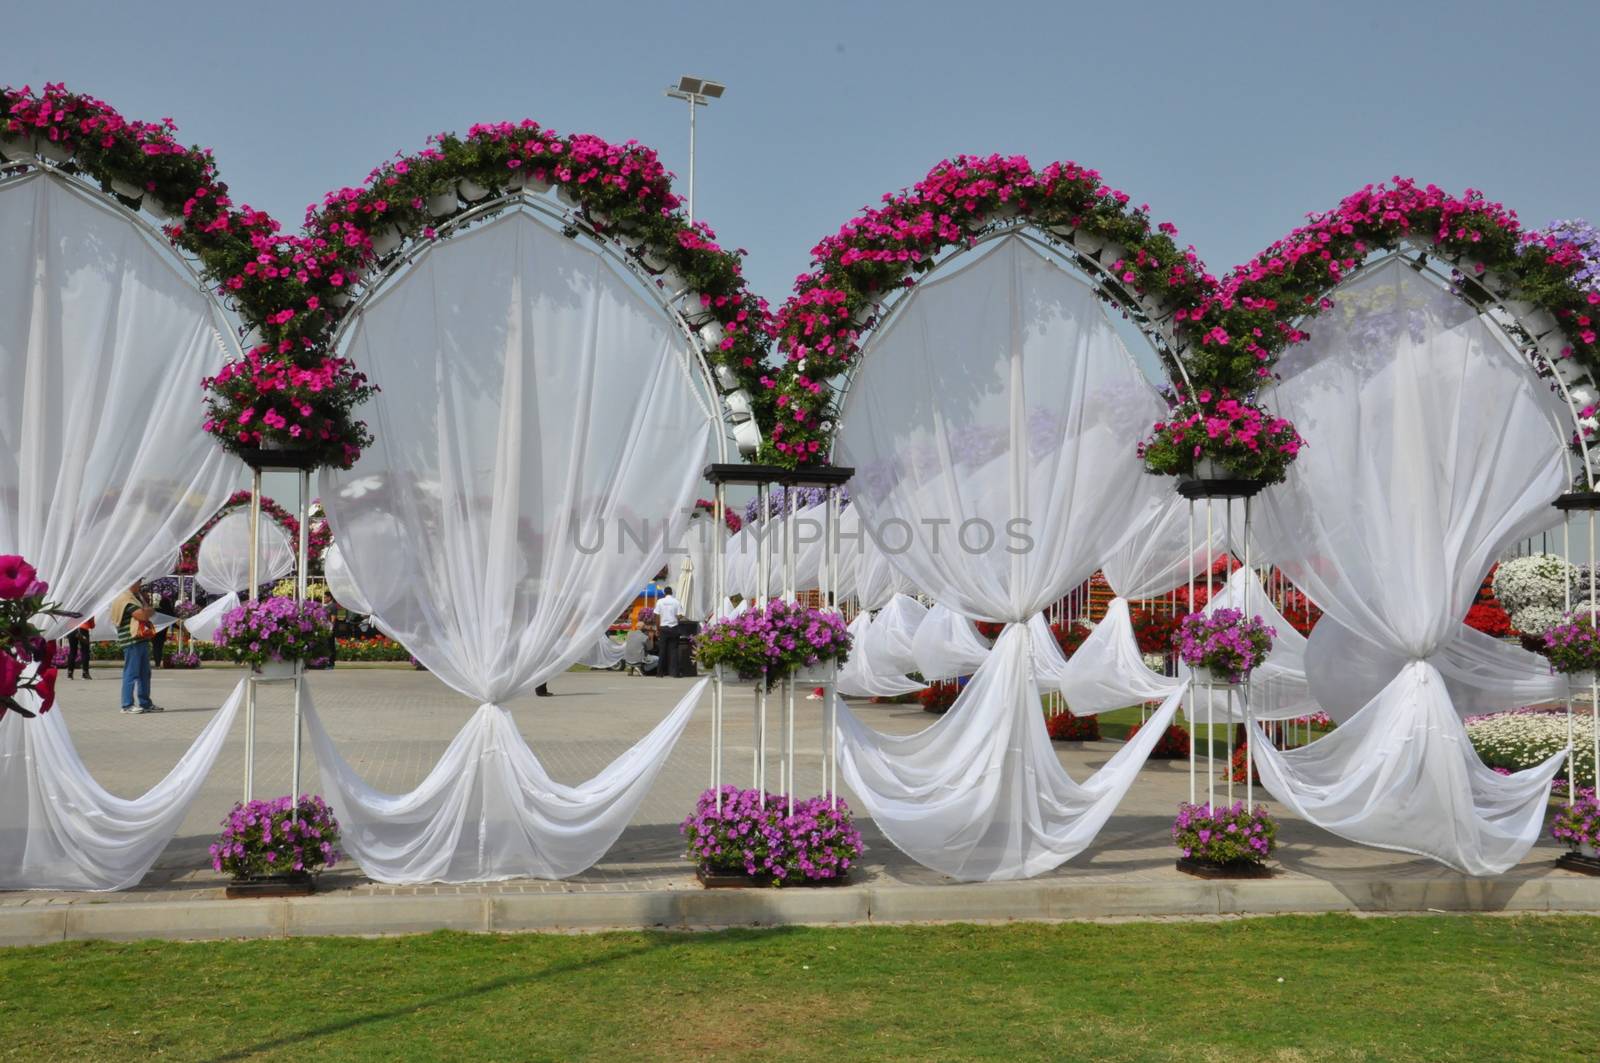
[110,581,162,714]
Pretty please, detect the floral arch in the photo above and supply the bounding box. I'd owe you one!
[766,160,1600,487]
[175,491,329,576]
[1,84,774,468]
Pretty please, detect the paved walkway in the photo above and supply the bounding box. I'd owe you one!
[3,667,1596,943]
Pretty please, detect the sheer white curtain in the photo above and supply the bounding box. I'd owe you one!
[0,172,241,889]
[322,542,373,616]
[833,236,1177,880]
[911,603,991,681]
[1252,260,1569,875]
[1307,618,1563,722]
[314,211,713,883]
[836,611,923,698]
[186,509,296,640]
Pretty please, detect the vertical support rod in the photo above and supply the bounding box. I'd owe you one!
[1244,497,1254,813]
[290,468,310,821]
[713,483,726,812]
[244,468,262,802]
[1205,498,1215,808]
[1186,497,1196,806]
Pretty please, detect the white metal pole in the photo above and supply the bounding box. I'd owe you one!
[244,468,262,802]
[687,96,696,224]
[1244,498,1254,813]
[1186,497,1196,806]
[1205,498,1215,808]
[290,468,309,821]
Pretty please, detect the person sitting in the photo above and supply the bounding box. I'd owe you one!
[622,623,659,677]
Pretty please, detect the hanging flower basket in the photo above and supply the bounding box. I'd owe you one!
[1540,612,1600,688]
[213,598,333,672]
[1139,390,1305,489]
[233,443,328,472]
[694,601,851,691]
[1172,800,1277,878]
[1175,609,1275,685]
[681,786,862,888]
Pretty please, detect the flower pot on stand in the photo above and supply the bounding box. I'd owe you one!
[255,659,297,680]
[457,177,490,203]
[369,226,403,260]
[0,133,33,161]
[1567,670,1597,692]
[1192,666,1242,688]
[1175,855,1272,879]
[794,660,837,685]
[109,177,145,204]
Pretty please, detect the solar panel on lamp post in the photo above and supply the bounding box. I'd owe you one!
[663,75,725,223]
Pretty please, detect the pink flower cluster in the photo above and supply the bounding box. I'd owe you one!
[1175,607,1276,683]
[0,555,60,719]
[1551,794,1600,854]
[694,600,851,689]
[1173,801,1277,864]
[767,153,1212,463]
[211,794,342,878]
[681,785,862,883]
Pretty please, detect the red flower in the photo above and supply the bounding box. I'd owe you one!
[33,665,57,713]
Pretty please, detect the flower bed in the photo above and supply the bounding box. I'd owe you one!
[1046,709,1100,741]
[0,555,62,720]
[164,651,202,670]
[211,794,342,879]
[681,786,862,886]
[693,600,850,689]
[1466,708,1596,788]
[213,597,333,670]
[1173,801,1277,867]
[917,683,959,714]
[1125,719,1191,758]
[1174,608,1275,683]
[1228,741,1262,785]
[336,636,410,662]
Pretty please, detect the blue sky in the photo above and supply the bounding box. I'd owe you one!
[5,0,1595,309]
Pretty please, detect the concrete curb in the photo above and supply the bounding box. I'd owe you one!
[5,872,1598,946]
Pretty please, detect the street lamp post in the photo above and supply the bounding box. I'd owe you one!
[664,75,725,223]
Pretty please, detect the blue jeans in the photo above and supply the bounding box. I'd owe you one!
[120,641,153,708]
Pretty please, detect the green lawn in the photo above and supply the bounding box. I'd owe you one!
[4,915,1598,1061]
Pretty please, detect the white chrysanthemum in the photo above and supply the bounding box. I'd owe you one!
[1494,554,1572,614]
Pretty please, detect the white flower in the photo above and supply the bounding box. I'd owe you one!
[1493,554,1571,613]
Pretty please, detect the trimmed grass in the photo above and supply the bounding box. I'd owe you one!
[4,915,1599,1061]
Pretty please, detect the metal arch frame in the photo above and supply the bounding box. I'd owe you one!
[327,190,732,460]
[0,163,244,364]
[1263,241,1600,493]
[826,219,1194,463]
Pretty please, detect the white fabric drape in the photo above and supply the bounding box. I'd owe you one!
[318,211,712,882]
[911,603,991,681]
[0,173,241,889]
[195,509,295,597]
[576,634,626,670]
[836,611,923,697]
[859,593,926,676]
[322,542,373,615]
[833,236,1170,879]
[0,681,245,890]
[1306,618,1564,722]
[1251,260,1568,874]
[852,514,920,609]
[1051,599,1184,714]
[305,680,704,884]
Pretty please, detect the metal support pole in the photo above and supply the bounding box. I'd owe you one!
[244,469,262,802]
[713,483,726,812]
[1186,497,1196,806]
[1205,498,1215,808]
[290,469,310,821]
[1244,498,1254,813]
[686,95,696,224]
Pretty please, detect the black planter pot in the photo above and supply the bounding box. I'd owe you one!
[695,865,851,889]
[235,445,322,472]
[1556,851,1600,877]
[1175,856,1273,879]
[225,870,316,898]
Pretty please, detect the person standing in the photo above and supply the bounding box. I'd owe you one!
[150,587,173,668]
[110,581,162,714]
[65,617,94,679]
[656,587,683,678]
